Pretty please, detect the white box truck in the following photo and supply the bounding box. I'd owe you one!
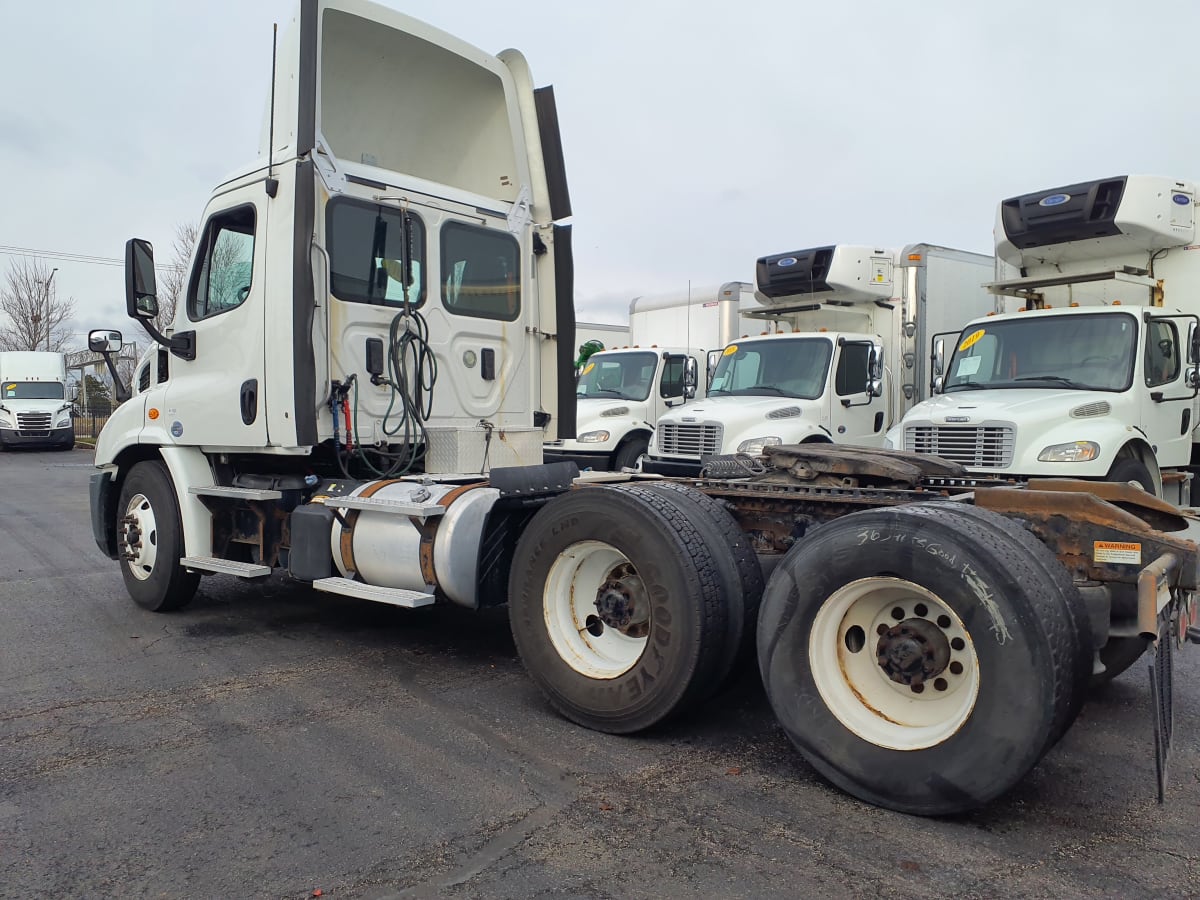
[544,282,765,471]
[84,3,1200,817]
[0,351,74,451]
[643,245,995,476]
[890,175,1200,505]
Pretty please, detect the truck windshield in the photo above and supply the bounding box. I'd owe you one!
[944,312,1137,393]
[708,337,832,400]
[2,381,65,400]
[577,352,657,401]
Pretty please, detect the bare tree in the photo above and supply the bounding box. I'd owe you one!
[0,258,78,352]
[155,222,198,331]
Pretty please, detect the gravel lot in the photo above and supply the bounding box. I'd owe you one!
[1,449,1197,898]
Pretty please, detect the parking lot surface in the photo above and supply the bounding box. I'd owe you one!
[1,449,1198,898]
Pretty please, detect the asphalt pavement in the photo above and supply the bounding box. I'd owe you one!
[1,449,1197,898]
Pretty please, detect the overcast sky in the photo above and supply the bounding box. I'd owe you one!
[2,0,1198,347]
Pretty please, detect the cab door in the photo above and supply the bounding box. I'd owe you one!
[830,339,887,447]
[162,188,268,448]
[1140,316,1195,467]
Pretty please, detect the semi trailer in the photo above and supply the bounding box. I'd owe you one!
[88,0,1199,816]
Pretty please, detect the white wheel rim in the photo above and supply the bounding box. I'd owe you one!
[543,540,648,679]
[121,492,159,581]
[809,577,980,751]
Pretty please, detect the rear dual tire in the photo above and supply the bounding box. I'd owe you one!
[757,502,1091,815]
[509,484,752,733]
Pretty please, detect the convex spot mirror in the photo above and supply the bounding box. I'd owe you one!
[125,238,159,320]
[866,345,884,397]
[88,330,123,354]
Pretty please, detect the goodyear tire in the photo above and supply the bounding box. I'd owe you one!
[116,460,200,612]
[628,481,764,674]
[509,485,730,733]
[757,502,1090,815]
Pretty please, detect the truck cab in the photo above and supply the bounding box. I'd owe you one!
[544,346,702,471]
[643,246,898,476]
[890,175,1200,504]
[0,351,74,451]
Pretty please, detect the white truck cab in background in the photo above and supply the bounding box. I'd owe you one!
[643,244,994,476]
[544,281,763,471]
[0,351,74,451]
[890,175,1200,505]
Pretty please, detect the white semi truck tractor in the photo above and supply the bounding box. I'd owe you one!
[0,351,74,451]
[88,3,1200,817]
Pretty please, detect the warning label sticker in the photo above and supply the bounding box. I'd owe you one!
[1094,541,1142,564]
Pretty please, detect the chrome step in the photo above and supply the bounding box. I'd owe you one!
[181,556,272,578]
[312,577,436,608]
[322,496,445,517]
[189,486,283,500]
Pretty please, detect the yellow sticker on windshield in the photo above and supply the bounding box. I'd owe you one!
[958,329,986,352]
[723,344,738,356]
[583,362,595,375]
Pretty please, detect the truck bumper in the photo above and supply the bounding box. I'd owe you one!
[543,447,613,472]
[0,425,74,449]
[641,456,702,477]
[89,471,119,560]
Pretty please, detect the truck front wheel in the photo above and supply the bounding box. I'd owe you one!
[509,486,731,733]
[758,502,1090,815]
[116,461,199,612]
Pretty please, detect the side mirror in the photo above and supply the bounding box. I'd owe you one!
[682,355,698,400]
[125,238,159,320]
[1189,322,1200,365]
[932,337,946,377]
[865,344,884,397]
[933,375,945,394]
[88,330,123,353]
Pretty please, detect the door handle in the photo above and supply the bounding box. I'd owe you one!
[240,379,258,425]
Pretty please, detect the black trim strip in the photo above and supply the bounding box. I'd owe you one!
[554,223,576,438]
[293,158,318,444]
[297,0,318,155]
[533,86,571,221]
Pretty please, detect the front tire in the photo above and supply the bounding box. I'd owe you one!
[1106,457,1156,495]
[612,436,648,472]
[509,485,731,733]
[758,502,1090,815]
[116,460,199,612]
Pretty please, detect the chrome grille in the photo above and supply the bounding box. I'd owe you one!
[17,412,52,436]
[904,424,1015,468]
[657,423,723,458]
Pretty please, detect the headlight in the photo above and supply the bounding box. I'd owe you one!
[576,430,611,443]
[737,436,782,455]
[1038,441,1100,462]
[56,414,71,427]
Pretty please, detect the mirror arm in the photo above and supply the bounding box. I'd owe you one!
[137,318,196,361]
[96,349,132,405]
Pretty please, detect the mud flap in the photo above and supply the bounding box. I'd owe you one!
[1149,616,1174,804]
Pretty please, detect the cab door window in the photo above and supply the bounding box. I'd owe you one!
[1145,320,1180,387]
[835,342,871,396]
[188,205,256,321]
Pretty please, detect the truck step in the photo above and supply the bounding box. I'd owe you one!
[312,577,436,608]
[322,496,445,517]
[189,485,283,500]
[181,556,272,578]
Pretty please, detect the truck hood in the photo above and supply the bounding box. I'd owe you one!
[574,397,651,429]
[904,388,1118,425]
